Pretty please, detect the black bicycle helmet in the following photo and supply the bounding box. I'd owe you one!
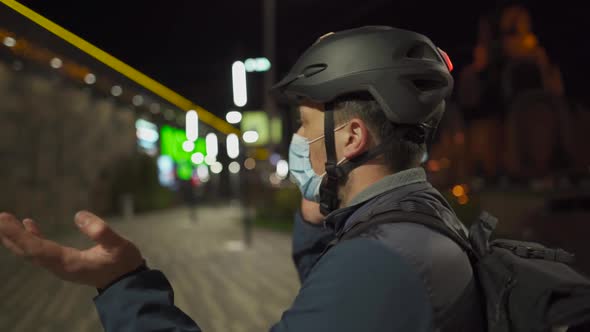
[273,26,455,214]
[272,25,454,125]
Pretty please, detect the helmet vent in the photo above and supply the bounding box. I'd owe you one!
[302,64,328,77]
[412,79,446,92]
[406,43,440,62]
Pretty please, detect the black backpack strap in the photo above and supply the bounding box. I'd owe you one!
[314,195,478,268]
[340,210,476,258]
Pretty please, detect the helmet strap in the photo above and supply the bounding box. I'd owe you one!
[320,107,340,215]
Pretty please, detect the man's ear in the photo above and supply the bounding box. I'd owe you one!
[341,119,370,160]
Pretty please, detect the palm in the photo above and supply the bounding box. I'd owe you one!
[0,211,144,289]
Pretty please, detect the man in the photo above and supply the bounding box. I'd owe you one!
[0,26,484,331]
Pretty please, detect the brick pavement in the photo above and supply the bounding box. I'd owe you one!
[0,206,300,332]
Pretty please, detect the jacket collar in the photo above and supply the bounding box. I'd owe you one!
[323,167,428,234]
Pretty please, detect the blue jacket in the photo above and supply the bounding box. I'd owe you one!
[93,168,484,331]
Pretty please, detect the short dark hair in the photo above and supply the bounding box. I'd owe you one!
[331,92,443,172]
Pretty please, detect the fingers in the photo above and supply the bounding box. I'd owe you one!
[0,213,31,255]
[0,212,94,284]
[0,213,66,263]
[22,219,43,238]
[0,212,24,238]
[0,213,44,260]
[74,211,126,250]
[1,236,25,256]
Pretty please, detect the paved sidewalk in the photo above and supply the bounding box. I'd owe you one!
[0,205,300,332]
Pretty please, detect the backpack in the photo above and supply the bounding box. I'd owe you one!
[332,206,590,332]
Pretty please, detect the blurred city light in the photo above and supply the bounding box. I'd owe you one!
[150,103,161,114]
[136,119,159,155]
[270,117,283,144]
[276,160,289,179]
[227,134,240,159]
[229,161,241,174]
[0,2,238,137]
[132,95,144,106]
[244,57,271,72]
[135,119,159,143]
[111,85,123,97]
[3,36,16,47]
[157,155,175,187]
[205,133,218,157]
[232,61,247,107]
[197,165,210,183]
[269,173,282,186]
[242,130,259,144]
[244,157,256,170]
[211,162,223,174]
[253,147,270,161]
[185,110,199,141]
[244,58,257,72]
[269,153,281,166]
[255,57,271,72]
[452,185,465,197]
[137,129,159,143]
[427,160,441,172]
[241,112,270,146]
[84,73,96,85]
[458,195,469,205]
[182,140,195,152]
[50,57,62,69]
[205,154,216,166]
[160,125,207,165]
[191,152,205,165]
[226,111,242,124]
[177,162,193,181]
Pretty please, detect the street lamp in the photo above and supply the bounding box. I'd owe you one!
[226,111,242,124]
[206,133,218,157]
[186,110,199,141]
[227,134,240,159]
[232,61,247,107]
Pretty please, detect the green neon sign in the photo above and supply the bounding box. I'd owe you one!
[160,125,207,180]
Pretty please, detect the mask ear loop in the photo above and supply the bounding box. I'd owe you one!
[308,122,350,145]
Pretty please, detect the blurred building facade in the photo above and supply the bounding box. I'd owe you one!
[430,5,590,187]
[0,60,136,225]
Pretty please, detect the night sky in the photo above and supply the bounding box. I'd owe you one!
[10,0,590,116]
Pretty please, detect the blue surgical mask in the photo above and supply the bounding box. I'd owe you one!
[288,123,348,202]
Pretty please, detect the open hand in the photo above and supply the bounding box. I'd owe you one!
[0,211,144,289]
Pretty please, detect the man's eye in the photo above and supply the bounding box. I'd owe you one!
[296,119,302,126]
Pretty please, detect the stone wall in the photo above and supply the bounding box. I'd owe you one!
[0,62,136,225]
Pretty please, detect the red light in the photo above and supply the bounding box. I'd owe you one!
[437,47,454,72]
